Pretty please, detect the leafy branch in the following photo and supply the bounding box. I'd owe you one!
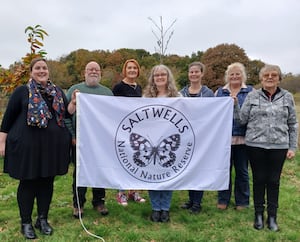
[0,25,48,94]
[23,24,49,65]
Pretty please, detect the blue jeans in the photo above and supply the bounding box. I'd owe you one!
[148,190,173,211]
[218,144,249,206]
[188,190,204,206]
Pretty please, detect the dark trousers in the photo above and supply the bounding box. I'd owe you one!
[188,190,204,206]
[17,177,54,224]
[71,145,105,208]
[247,146,287,216]
[218,145,250,206]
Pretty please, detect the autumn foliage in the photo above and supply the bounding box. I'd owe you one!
[0,25,48,94]
[1,26,299,96]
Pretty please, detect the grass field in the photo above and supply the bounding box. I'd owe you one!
[0,157,300,242]
[0,94,299,241]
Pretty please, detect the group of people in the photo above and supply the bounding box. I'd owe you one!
[179,62,252,216]
[0,57,298,239]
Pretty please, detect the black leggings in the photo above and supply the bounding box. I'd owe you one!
[247,146,286,216]
[17,177,54,223]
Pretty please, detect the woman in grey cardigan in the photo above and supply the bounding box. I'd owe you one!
[234,64,298,232]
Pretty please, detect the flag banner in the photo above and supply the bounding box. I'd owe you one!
[77,93,233,190]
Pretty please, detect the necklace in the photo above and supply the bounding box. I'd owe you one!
[123,79,137,90]
[129,84,137,90]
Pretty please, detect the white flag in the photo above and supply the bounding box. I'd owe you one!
[76,94,233,190]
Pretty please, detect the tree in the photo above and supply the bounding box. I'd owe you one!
[0,25,48,94]
[279,74,300,93]
[148,16,177,63]
[201,43,249,91]
[47,60,72,89]
[190,51,204,62]
[247,59,265,86]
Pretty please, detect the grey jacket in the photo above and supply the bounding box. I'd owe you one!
[234,88,298,151]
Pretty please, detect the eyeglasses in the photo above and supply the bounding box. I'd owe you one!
[86,68,101,72]
[263,73,279,79]
[154,73,167,78]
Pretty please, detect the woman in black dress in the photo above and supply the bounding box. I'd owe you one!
[112,59,146,205]
[0,58,76,239]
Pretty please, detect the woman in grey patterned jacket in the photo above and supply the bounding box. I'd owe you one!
[234,64,298,232]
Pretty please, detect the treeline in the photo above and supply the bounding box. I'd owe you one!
[2,43,300,93]
[46,43,260,91]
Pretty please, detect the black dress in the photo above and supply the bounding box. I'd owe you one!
[112,80,142,97]
[1,85,71,180]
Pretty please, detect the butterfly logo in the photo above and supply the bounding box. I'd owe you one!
[129,133,181,168]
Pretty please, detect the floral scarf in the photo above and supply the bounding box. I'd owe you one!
[27,79,65,128]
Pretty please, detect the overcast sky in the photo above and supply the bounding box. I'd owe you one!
[1,0,300,74]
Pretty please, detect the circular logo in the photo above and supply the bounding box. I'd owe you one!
[115,104,194,183]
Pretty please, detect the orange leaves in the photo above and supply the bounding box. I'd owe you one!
[0,25,48,94]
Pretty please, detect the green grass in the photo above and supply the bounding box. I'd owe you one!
[1,93,300,241]
[0,156,300,242]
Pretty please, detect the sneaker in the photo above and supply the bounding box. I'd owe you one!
[94,204,109,216]
[73,207,84,219]
[128,192,146,203]
[116,193,128,206]
[235,205,248,211]
[217,203,228,210]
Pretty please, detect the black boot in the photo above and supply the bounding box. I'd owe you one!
[254,213,264,230]
[35,216,53,235]
[267,216,279,232]
[181,201,193,209]
[160,210,170,222]
[150,210,161,222]
[21,223,37,239]
[189,204,202,214]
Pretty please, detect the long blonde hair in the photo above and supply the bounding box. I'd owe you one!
[143,64,179,97]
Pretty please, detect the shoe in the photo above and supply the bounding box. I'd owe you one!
[160,210,170,222]
[21,223,37,239]
[190,204,202,214]
[73,207,84,219]
[116,193,128,206]
[35,217,53,235]
[181,201,193,209]
[94,204,109,216]
[254,213,264,230]
[217,204,228,210]
[267,216,279,232]
[128,191,146,203]
[150,210,161,222]
[236,205,248,211]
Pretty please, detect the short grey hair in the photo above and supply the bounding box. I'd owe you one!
[259,64,282,81]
